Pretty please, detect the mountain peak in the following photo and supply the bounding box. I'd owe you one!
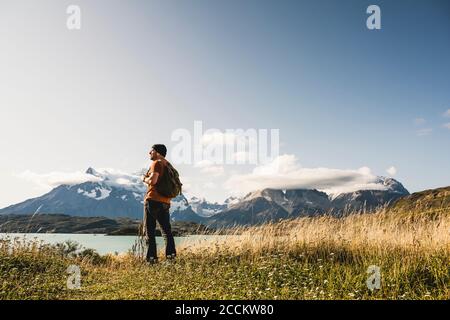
[376,176,409,194]
[85,167,99,176]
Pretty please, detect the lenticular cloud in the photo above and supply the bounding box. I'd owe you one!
[224,154,388,196]
[16,167,147,193]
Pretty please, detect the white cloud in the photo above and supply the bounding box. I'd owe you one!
[413,118,426,125]
[200,165,225,177]
[194,159,225,177]
[194,159,215,168]
[15,168,146,192]
[443,109,450,118]
[203,182,217,189]
[16,170,102,189]
[88,168,146,191]
[178,176,192,193]
[386,166,397,176]
[233,151,256,163]
[443,123,450,130]
[115,177,133,186]
[416,128,432,136]
[224,154,388,196]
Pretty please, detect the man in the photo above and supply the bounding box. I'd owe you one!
[143,144,176,263]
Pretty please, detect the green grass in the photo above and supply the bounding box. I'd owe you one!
[1,208,449,300]
[0,241,70,299]
[68,247,448,300]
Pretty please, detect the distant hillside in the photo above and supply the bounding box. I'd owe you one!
[389,186,450,213]
[0,214,211,236]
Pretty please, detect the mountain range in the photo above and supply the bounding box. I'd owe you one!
[0,167,410,228]
[206,177,409,228]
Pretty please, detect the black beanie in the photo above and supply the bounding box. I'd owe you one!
[152,144,167,157]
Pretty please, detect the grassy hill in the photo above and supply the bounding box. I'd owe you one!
[389,186,450,213]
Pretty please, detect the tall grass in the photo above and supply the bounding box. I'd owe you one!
[182,206,449,255]
[0,206,449,300]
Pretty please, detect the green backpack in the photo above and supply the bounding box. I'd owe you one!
[155,161,183,198]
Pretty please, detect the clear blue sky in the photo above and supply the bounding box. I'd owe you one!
[0,0,449,206]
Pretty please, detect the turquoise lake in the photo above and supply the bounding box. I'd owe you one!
[0,233,224,255]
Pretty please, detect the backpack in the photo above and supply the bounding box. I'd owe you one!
[155,160,182,198]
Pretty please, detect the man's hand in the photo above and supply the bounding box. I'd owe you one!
[149,172,159,185]
[143,172,159,186]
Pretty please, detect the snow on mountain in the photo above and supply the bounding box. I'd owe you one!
[0,168,410,226]
[0,168,148,218]
[205,177,410,228]
[170,194,190,214]
[224,196,242,208]
[186,196,227,217]
[77,186,111,200]
[83,167,147,193]
[329,177,409,212]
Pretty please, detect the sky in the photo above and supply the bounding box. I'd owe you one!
[0,0,449,207]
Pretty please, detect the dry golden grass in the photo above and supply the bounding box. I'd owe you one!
[177,206,450,257]
[1,205,449,299]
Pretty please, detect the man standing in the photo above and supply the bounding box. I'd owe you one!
[143,144,176,263]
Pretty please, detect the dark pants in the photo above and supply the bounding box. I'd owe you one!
[144,199,176,261]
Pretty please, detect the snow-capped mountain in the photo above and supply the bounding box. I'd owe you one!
[0,167,147,218]
[224,196,241,208]
[206,188,332,228]
[330,177,409,212]
[0,168,207,221]
[0,169,410,227]
[205,177,410,228]
[187,197,228,217]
